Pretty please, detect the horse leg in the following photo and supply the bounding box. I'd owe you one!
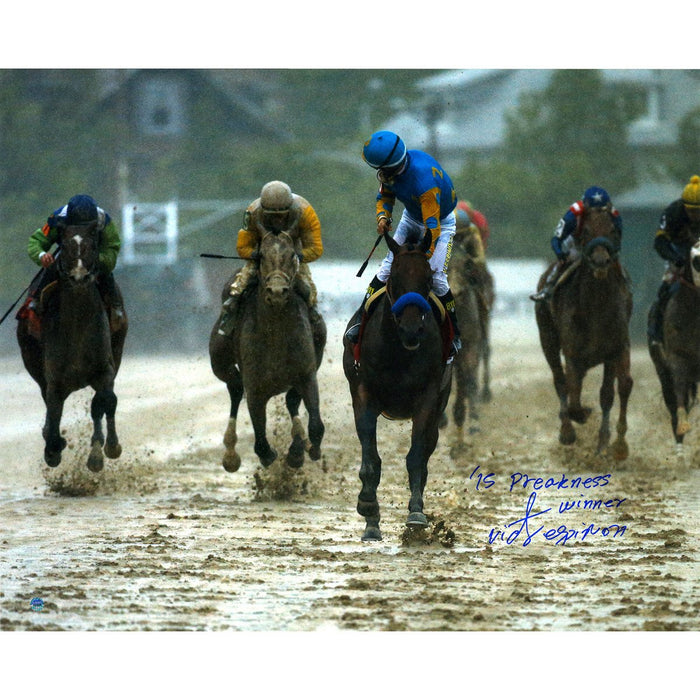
[405,409,438,528]
[43,384,67,467]
[452,362,466,444]
[285,388,306,469]
[299,377,324,462]
[611,351,633,461]
[596,362,615,455]
[88,388,120,472]
[481,332,492,403]
[247,393,277,467]
[673,374,691,439]
[465,346,481,434]
[536,304,575,444]
[223,371,244,472]
[354,399,382,541]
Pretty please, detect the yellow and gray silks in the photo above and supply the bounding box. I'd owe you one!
[229,194,323,305]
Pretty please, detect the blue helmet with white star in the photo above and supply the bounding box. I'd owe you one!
[362,131,407,170]
[582,186,611,209]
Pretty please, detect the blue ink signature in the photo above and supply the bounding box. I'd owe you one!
[488,491,627,547]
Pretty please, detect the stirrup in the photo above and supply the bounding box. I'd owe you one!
[530,288,550,302]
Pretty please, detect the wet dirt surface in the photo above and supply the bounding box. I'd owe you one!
[1,319,698,633]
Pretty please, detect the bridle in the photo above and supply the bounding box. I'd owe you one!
[259,230,299,290]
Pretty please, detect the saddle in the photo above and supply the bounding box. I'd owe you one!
[353,287,454,365]
[15,280,59,339]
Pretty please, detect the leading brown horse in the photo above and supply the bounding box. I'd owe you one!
[209,230,326,472]
[648,239,700,450]
[534,208,633,458]
[17,221,128,471]
[342,231,452,541]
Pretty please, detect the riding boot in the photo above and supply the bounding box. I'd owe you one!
[648,281,672,345]
[345,274,385,344]
[98,272,125,331]
[218,294,241,338]
[530,260,564,302]
[438,289,462,357]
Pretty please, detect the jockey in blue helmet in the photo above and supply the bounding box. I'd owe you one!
[347,130,461,358]
[530,186,622,302]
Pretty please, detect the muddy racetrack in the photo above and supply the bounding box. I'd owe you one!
[0,314,698,634]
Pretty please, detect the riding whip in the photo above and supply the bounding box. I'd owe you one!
[0,267,43,327]
[356,234,384,277]
[200,253,248,260]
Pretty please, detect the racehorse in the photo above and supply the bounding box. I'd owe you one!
[446,229,495,439]
[16,221,128,471]
[342,231,452,541]
[648,239,700,449]
[534,207,633,459]
[209,230,326,472]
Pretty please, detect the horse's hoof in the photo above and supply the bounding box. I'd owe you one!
[223,451,241,472]
[559,428,576,445]
[568,407,592,424]
[259,449,278,468]
[481,389,492,403]
[406,512,429,528]
[308,444,321,461]
[361,526,382,541]
[286,450,305,469]
[612,441,629,461]
[469,425,481,435]
[44,450,61,468]
[104,442,122,460]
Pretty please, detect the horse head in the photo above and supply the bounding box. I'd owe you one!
[385,230,434,350]
[580,207,620,280]
[258,230,299,308]
[57,221,100,285]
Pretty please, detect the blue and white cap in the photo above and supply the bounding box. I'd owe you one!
[362,131,407,170]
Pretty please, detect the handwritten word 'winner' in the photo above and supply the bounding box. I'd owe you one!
[468,468,628,547]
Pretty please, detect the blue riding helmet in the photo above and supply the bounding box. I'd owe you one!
[362,131,407,170]
[66,194,98,224]
[582,186,611,208]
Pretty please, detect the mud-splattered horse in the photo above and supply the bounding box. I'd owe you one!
[534,207,633,458]
[648,239,700,450]
[17,221,128,471]
[209,230,326,471]
[343,231,452,540]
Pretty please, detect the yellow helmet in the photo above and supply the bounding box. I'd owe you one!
[682,174,700,208]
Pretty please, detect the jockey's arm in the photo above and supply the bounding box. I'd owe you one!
[27,225,58,266]
[98,220,121,274]
[418,188,442,257]
[236,225,259,260]
[297,204,323,263]
[654,229,685,266]
[375,186,395,233]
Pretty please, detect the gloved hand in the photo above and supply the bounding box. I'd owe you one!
[377,216,392,235]
[249,250,262,262]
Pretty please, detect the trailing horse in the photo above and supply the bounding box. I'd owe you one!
[445,230,495,439]
[209,230,326,472]
[534,207,633,459]
[648,239,700,449]
[342,231,452,541]
[16,221,128,471]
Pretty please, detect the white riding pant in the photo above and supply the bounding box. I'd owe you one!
[376,210,456,296]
